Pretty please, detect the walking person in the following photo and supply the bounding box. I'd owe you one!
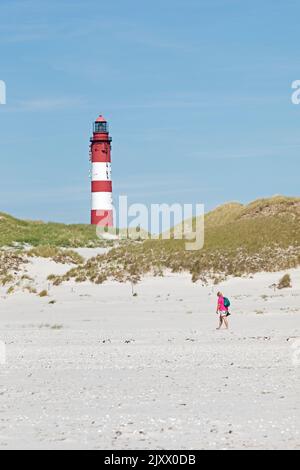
[216,292,231,330]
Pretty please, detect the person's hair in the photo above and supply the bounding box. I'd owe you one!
[217,292,222,297]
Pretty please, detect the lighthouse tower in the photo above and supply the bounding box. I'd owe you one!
[90,115,113,226]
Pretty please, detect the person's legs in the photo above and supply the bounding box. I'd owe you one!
[217,314,223,330]
[223,316,229,329]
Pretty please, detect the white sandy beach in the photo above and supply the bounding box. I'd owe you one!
[0,255,299,450]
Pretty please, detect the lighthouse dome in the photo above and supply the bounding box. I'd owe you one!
[96,115,107,123]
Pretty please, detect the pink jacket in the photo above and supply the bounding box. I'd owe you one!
[217,296,228,312]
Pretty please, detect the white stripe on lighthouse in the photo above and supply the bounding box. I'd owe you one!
[92,162,112,181]
[92,192,113,211]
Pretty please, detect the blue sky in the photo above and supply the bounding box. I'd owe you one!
[0,0,299,223]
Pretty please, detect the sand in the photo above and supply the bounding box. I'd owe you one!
[0,255,299,450]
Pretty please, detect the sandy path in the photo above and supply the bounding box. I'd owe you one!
[0,269,299,450]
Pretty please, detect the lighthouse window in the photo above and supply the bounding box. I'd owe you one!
[94,122,108,133]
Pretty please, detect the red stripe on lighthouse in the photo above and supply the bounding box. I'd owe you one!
[91,143,111,163]
[92,181,112,192]
[91,210,113,227]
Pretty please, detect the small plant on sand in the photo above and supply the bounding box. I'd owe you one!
[277,274,292,289]
[0,251,27,280]
[24,285,37,294]
[0,274,14,286]
[55,249,84,265]
[38,290,48,297]
[52,277,63,286]
[95,273,108,284]
[38,323,63,330]
[51,324,63,330]
[21,274,34,281]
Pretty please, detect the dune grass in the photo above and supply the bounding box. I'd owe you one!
[1,196,300,286]
[277,274,292,289]
[28,246,84,265]
[0,250,26,281]
[0,212,107,248]
[48,196,300,285]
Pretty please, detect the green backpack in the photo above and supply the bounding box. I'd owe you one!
[224,297,231,308]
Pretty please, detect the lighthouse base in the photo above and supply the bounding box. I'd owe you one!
[91,210,113,227]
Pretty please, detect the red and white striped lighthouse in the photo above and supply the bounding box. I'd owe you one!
[90,115,113,226]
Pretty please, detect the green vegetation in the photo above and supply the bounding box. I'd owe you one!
[277,274,292,289]
[38,290,48,298]
[38,324,63,330]
[28,246,84,265]
[0,250,26,285]
[50,324,63,330]
[0,212,108,248]
[24,285,37,294]
[48,196,300,285]
[0,274,14,286]
[1,196,299,287]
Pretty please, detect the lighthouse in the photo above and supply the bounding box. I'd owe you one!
[90,115,113,226]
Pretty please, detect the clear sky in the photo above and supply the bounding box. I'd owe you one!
[0,0,299,223]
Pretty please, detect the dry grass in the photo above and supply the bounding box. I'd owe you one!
[1,196,299,289]
[278,274,292,289]
[28,246,84,265]
[38,324,63,330]
[48,196,300,286]
[50,243,300,286]
[0,212,111,248]
[38,290,48,298]
[0,250,27,288]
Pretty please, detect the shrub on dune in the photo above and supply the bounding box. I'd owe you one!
[38,290,48,297]
[277,274,292,289]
